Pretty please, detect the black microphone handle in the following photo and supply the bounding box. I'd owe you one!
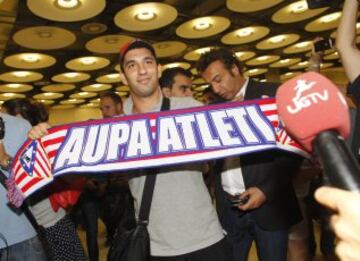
[313,130,360,192]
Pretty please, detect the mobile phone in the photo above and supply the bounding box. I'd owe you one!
[314,38,334,53]
[230,195,250,207]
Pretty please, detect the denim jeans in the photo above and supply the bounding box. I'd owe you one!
[221,207,288,261]
[0,236,47,261]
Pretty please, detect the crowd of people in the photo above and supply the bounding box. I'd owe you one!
[1,0,360,260]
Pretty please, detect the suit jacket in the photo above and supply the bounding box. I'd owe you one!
[214,79,303,230]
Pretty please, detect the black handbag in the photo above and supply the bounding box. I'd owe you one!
[107,171,155,261]
[107,98,170,261]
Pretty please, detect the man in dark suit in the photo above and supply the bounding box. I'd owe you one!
[197,48,303,261]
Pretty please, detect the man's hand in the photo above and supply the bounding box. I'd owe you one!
[28,122,51,139]
[237,187,266,211]
[315,186,360,261]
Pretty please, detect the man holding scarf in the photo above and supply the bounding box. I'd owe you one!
[29,39,232,261]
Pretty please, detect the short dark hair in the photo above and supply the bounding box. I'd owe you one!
[159,67,192,89]
[196,48,244,75]
[2,98,48,126]
[119,39,156,71]
[99,91,122,105]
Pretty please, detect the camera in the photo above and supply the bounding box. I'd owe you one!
[314,38,334,53]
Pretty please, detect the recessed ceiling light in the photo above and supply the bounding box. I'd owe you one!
[54,0,81,10]
[257,56,269,61]
[298,61,309,66]
[80,57,97,65]
[106,74,119,79]
[7,84,21,88]
[290,2,307,14]
[249,69,259,73]
[13,71,30,77]
[21,54,40,63]
[269,35,286,44]
[193,19,212,31]
[295,41,311,48]
[64,72,79,78]
[37,31,52,38]
[280,59,290,64]
[92,84,103,88]
[104,37,119,44]
[135,10,157,21]
[320,12,341,23]
[195,47,212,55]
[3,93,16,97]
[236,28,254,38]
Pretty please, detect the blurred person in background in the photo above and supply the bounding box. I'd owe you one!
[159,67,193,98]
[1,98,87,261]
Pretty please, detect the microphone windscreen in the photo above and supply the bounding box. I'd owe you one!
[276,72,350,151]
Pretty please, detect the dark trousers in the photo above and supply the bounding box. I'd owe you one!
[221,207,288,261]
[151,238,233,261]
[80,191,101,261]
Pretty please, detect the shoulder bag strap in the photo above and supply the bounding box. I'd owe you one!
[138,97,170,222]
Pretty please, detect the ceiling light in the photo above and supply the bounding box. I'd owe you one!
[356,23,360,30]
[195,47,211,55]
[7,84,21,88]
[193,19,212,31]
[320,12,341,23]
[13,71,30,77]
[235,52,245,58]
[295,41,311,48]
[290,1,307,14]
[21,54,40,63]
[54,0,81,10]
[280,59,290,64]
[298,61,308,66]
[236,28,254,38]
[3,93,16,97]
[285,72,294,76]
[78,92,89,96]
[104,37,119,44]
[249,69,259,74]
[37,31,52,38]
[257,56,269,61]
[269,35,285,44]
[80,57,97,65]
[64,72,79,78]
[107,74,119,79]
[260,79,267,82]
[135,10,157,21]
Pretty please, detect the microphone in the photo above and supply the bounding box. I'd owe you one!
[276,72,360,192]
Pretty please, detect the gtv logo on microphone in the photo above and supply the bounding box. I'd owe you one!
[287,79,328,114]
